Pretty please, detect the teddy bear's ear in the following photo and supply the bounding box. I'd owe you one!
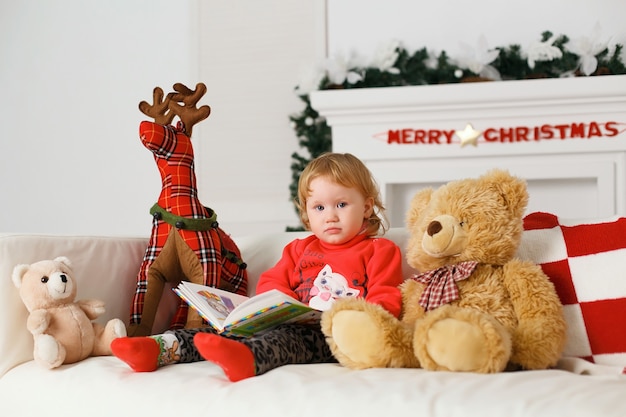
[53,256,72,269]
[406,187,433,229]
[12,264,30,289]
[484,169,528,218]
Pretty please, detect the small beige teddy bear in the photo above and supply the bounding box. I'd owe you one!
[12,256,126,369]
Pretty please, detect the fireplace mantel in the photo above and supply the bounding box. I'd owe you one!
[310,75,626,227]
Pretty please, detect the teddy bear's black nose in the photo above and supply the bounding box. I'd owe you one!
[427,221,442,236]
[60,274,67,283]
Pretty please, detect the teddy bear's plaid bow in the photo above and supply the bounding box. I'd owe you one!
[412,261,478,311]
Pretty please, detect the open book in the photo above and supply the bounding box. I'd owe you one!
[173,281,321,337]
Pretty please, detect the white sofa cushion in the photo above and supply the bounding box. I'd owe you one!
[1,355,624,417]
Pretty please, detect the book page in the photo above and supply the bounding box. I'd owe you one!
[226,304,321,337]
[174,282,250,331]
[224,289,314,325]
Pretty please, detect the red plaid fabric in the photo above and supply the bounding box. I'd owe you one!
[130,121,247,330]
[412,261,478,311]
[519,212,626,371]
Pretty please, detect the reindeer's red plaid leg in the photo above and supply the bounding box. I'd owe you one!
[169,302,191,330]
[128,220,168,335]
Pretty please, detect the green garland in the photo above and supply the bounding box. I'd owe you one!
[287,31,626,230]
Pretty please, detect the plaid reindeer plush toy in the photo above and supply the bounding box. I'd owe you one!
[128,83,248,337]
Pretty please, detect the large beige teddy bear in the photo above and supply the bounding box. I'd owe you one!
[321,169,566,373]
[12,256,126,369]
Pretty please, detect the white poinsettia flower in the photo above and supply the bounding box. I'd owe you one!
[525,34,563,69]
[294,64,326,96]
[324,51,363,85]
[345,71,364,84]
[370,39,401,74]
[454,35,501,80]
[565,22,609,75]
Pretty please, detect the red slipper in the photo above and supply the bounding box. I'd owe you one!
[194,333,255,382]
[110,337,160,372]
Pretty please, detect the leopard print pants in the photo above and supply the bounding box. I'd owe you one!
[167,324,336,375]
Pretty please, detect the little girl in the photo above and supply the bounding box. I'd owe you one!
[111,152,405,381]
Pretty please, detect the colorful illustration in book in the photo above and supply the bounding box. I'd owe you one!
[199,291,235,317]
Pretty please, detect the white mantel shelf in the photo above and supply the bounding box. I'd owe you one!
[310,75,626,226]
[310,75,626,121]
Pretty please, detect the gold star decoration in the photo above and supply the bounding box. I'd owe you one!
[456,123,482,147]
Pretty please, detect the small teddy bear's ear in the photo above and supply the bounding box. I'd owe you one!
[12,264,30,289]
[53,256,72,269]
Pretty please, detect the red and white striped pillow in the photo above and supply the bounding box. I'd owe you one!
[518,212,626,371]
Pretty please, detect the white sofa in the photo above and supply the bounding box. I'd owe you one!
[1,228,624,417]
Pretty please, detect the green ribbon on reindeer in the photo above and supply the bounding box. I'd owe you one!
[149,203,219,231]
[149,203,247,268]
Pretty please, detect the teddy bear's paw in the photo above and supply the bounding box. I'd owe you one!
[26,309,50,335]
[34,334,65,369]
[93,319,128,356]
[322,299,419,369]
[331,310,387,367]
[424,318,491,372]
[111,318,127,338]
[414,308,511,373]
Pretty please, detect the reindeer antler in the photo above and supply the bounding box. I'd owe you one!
[138,87,176,126]
[168,82,211,136]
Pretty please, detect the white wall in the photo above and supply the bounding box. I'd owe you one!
[194,1,325,236]
[0,0,321,237]
[0,0,196,236]
[327,0,626,59]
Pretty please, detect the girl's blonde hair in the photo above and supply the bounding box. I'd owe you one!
[296,152,388,236]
